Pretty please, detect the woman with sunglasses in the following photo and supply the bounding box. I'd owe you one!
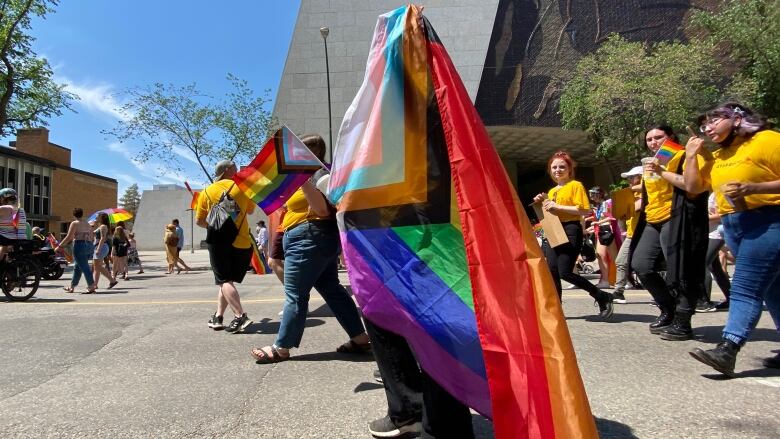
[534,150,614,319]
[683,103,780,376]
[632,125,710,341]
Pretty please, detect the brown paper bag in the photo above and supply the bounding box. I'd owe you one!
[532,203,568,248]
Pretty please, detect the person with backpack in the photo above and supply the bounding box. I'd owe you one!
[195,159,254,334]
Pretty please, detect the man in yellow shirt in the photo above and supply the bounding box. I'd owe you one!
[196,160,256,333]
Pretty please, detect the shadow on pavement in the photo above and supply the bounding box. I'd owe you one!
[291,351,375,363]
[244,317,326,335]
[353,381,383,393]
[307,303,333,318]
[596,417,639,438]
[92,290,129,295]
[701,367,780,380]
[694,326,780,344]
[0,297,75,303]
[567,313,656,323]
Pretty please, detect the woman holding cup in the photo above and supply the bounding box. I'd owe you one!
[631,125,710,341]
[534,150,614,319]
[683,103,780,376]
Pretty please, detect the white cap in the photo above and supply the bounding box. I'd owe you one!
[621,166,644,178]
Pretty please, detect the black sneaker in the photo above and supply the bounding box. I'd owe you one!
[612,291,627,304]
[225,313,252,333]
[715,300,730,311]
[373,369,383,384]
[368,416,421,438]
[696,300,717,313]
[207,314,225,330]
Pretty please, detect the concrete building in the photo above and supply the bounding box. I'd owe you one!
[132,184,268,250]
[273,0,713,212]
[0,128,117,237]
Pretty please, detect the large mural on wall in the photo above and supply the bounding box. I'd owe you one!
[474,0,715,127]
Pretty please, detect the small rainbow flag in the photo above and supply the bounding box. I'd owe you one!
[233,126,324,215]
[654,139,684,165]
[249,233,271,275]
[330,6,596,438]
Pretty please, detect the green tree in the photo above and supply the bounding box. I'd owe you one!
[690,0,780,117]
[104,75,275,184]
[119,183,141,217]
[0,0,76,137]
[559,35,722,159]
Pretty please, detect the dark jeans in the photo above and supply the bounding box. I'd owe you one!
[365,320,474,439]
[542,222,607,301]
[275,221,365,348]
[704,238,731,302]
[631,221,677,311]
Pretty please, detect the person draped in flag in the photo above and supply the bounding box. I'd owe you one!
[632,126,710,341]
[683,103,780,376]
[250,134,369,364]
[534,151,615,319]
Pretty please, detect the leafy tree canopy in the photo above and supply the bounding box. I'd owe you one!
[559,34,722,159]
[104,74,275,184]
[0,0,76,137]
[690,0,780,118]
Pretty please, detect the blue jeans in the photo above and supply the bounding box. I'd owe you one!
[721,206,780,345]
[275,221,365,349]
[71,240,95,287]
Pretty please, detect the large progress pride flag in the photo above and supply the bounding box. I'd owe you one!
[234,126,323,215]
[329,6,597,438]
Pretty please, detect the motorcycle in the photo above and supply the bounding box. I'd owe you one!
[31,239,67,280]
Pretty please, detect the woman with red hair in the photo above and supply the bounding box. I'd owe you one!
[534,151,614,319]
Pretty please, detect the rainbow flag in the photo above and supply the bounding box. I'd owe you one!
[233,126,324,215]
[184,181,200,209]
[329,6,596,438]
[249,233,271,275]
[654,139,684,165]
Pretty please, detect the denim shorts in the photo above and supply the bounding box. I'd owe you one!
[94,243,109,260]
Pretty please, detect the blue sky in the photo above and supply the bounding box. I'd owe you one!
[14,0,301,197]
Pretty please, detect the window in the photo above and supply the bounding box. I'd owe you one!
[60,222,69,240]
[42,176,50,215]
[24,172,32,211]
[0,167,5,188]
[7,168,15,189]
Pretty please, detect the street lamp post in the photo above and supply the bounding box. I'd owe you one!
[320,26,333,164]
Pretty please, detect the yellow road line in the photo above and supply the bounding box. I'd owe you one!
[23,297,326,306]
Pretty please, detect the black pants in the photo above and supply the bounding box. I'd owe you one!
[542,222,607,301]
[704,238,731,301]
[364,320,474,439]
[631,221,675,310]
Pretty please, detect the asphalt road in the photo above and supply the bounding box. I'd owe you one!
[0,250,777,438]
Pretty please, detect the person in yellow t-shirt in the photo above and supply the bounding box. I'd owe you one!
[682,103,780,377]
[196,160,256,334]
[533,150,614,320]
[251,134,369,364]
[612,166,643,303]
[631,125,710,341]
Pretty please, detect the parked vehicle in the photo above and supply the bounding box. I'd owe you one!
[35,244,67,280]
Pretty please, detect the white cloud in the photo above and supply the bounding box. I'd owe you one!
[60,78,130,121]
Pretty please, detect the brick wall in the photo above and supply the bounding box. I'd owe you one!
[50,169,117,237]
[14,128,72,167]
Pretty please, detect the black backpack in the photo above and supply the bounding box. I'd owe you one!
[205,183,244,245]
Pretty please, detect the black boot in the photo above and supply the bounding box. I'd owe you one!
[649,309,675,334]
[689,340,740,377]
[595,292,614,320]
[659,312,693,341]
